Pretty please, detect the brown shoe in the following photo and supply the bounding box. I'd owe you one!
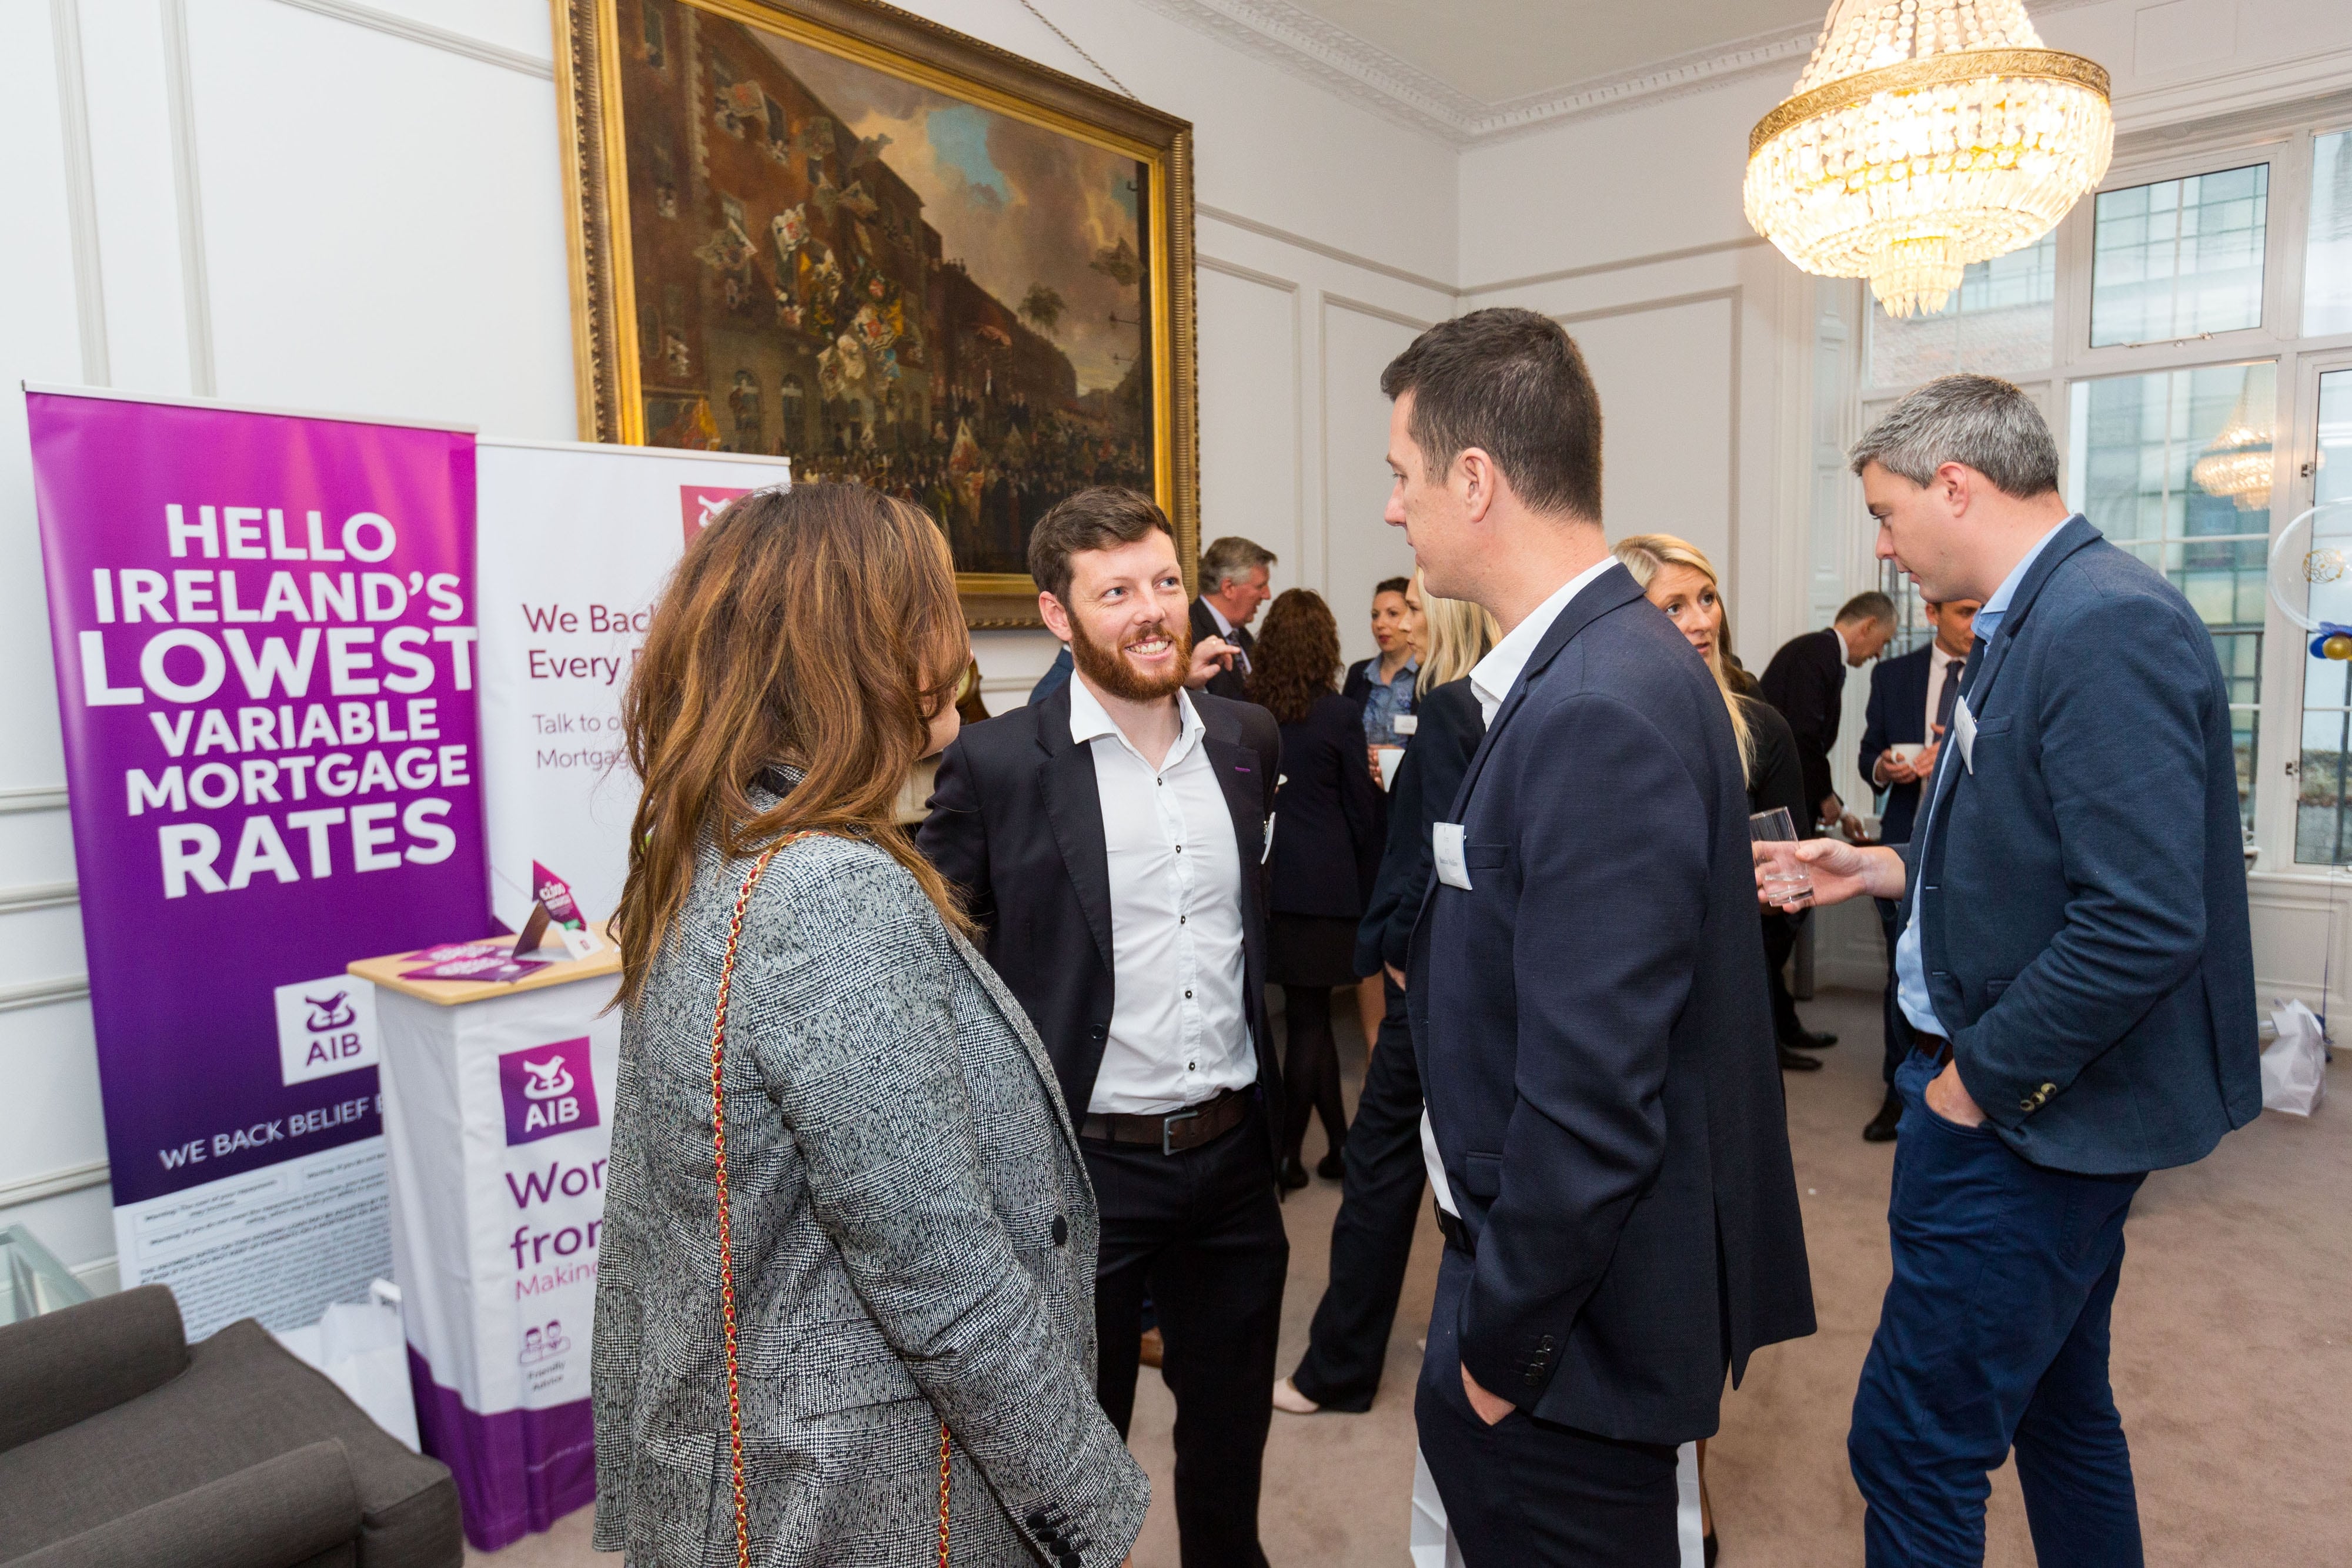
[1139,1326,1164,1368]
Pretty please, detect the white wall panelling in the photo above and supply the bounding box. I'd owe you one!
[5,0,2347,1284]
[1197,259,1305,594]
[0,0,1461,1276]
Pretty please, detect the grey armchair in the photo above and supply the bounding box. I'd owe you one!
[0,1285,460,1567]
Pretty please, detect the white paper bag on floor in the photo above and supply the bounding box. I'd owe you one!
[278,1279,420,1450]
[2262,1000,2327,1116]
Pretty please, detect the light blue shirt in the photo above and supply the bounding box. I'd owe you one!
[1893,517,2074,1036]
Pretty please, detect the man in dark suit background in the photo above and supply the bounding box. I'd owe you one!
[1854,594,1980,1140]
[1759,590,1898,831]
[1379,307,1814,1565]
[1755,589,1897,1061]
[1774,375,2259,1565]
[1191,535,1276,701]
[918,489,1287,1568]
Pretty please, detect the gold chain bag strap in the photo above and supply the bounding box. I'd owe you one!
[710,838,954,1568]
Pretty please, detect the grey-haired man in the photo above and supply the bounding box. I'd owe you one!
[1770,375,2259,1566]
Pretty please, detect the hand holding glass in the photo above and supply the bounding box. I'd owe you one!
[1750,808,1813,909]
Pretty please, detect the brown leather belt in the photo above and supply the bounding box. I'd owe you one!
[1912,1029,1953,1068]
[1081,1088,1250,1155]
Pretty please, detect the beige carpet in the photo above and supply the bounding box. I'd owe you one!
[475,987,2350,1566]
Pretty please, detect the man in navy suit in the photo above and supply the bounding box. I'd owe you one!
[1855,594,1979,1139]
[1381,307,1814,1565]
[1775,375,2259,1566]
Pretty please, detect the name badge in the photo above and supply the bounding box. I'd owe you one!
[1953,696,1979,774]
[1433,822,1472,890]
[1392,714,1418,736]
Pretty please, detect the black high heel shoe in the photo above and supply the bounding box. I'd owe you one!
[1277,1156,1311,1192]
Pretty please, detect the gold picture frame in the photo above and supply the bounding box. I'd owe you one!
[553,0,1200,626]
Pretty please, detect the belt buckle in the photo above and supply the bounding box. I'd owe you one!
[1161,1106,1201,1156]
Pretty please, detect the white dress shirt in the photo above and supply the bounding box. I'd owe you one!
[1467,554,1622,725]
[1069,675,1256,1115]
[1922,644,1965,742]
[1428,553,1623,1214]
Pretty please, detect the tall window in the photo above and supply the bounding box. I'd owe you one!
[2067,363,2272,826]
[1852,108,2352,868]
[2089,165,2269,345]
[2294,371,2352,862]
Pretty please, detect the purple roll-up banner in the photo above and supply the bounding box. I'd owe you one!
[26,387,488,1340]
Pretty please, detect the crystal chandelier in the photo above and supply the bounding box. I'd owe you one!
[2193,382,2274,511]
[1744,0,2113,317]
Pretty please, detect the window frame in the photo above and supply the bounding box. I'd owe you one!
[1852,100,2352,876]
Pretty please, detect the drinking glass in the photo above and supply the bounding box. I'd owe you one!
[1749,807,1813,908]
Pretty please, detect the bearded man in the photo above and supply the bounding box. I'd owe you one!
[916,486,1287,1568]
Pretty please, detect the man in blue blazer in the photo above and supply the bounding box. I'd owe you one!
[1381,307,1814,1565]
[1777,375,2259,1566]
[1854,594,1979,1139]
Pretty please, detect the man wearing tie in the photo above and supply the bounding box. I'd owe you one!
[1191,536,1277,702]
[1383,307,1814,1564]
[1854,595,1980,1140]
[1774,375,2259,1566]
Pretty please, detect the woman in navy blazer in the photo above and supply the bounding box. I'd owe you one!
[1250,589,1382,1189]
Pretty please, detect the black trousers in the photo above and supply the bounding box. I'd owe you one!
[1762,909,1806,1045]
[1418,1245,1681,1566]
[1279,984,1348,1166]
[1290,972,1426,1411]
[1874,897,1915,1084]
[1087,1102,1289,1568]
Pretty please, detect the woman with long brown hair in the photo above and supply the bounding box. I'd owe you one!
[1248,588,1382,1191]
[590,485,1146,1567]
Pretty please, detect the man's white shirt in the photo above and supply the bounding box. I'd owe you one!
[1429,554,1622,1214]
[1068,674,1256,1116]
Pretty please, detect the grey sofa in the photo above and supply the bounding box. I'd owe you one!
[0,1285,460,1567]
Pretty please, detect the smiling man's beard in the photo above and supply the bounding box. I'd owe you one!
[1070,610,1191,703]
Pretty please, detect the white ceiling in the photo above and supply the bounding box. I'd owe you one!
[1275,0,1828,105]
[1128,0,1837,141]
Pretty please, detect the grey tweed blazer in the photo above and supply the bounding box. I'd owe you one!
[591,824,1148,1566]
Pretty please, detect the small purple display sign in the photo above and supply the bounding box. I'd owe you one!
[400,941,551,985]
[28,390,490,1208]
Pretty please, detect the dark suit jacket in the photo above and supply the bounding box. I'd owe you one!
[1356,680,1483,977]
[1759,626,1846,815]
[916,682,1285,1141]
[1898,516,2260,1175]
[1029,646,1073,707]
[1857,643,1937,844]
[1189,599,1254,703]
[1268,691,1382,920]
[1740,695,1809,829]
[1409,564,1814,1443]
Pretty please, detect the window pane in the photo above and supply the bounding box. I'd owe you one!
[1869,232,2056,387]
[2294,369,2352,863]
[2090,164,2269,346]
[2068,362,2275,830]
[2307,130,2352,337]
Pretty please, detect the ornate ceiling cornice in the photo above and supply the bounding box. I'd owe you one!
[1128,0,2113,146]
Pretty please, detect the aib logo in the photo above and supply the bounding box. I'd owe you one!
[679,484,753,546]
[499,1037,600,1146]
[305,991,358,1033]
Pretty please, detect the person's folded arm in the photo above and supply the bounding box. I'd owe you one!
[1953,594,2211,1129]
[1459,694,1712,1410]
[747,850,1143,1566]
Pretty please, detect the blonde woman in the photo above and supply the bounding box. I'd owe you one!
[1612,533,1814,1568]
[1275,573,1498,1417]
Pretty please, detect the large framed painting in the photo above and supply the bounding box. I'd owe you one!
[554,0,1200,626]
